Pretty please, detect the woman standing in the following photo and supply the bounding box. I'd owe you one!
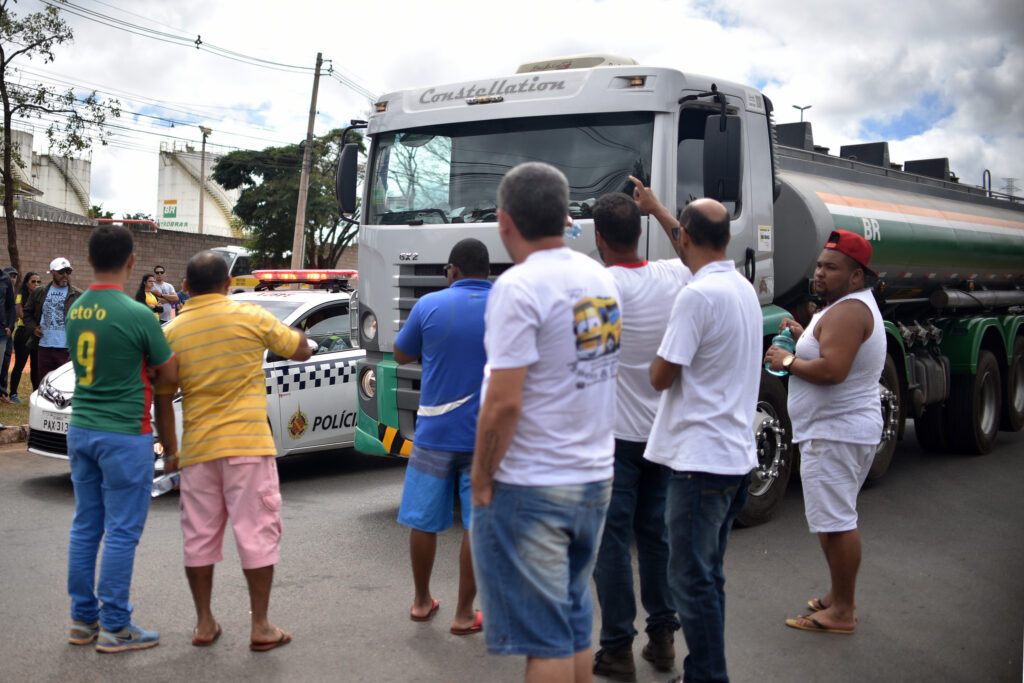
[135,274,161,319]
[9,271,42,401]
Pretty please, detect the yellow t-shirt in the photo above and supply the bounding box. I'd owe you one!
[156,293,301,467]
[14,293,22,330]
[145,291,159,319]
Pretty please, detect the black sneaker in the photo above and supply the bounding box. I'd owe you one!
[593,644,636,682]
[641,624,676,671]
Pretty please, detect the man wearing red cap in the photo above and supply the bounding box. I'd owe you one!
[764,229,885,636]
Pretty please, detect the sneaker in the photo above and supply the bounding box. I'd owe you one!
[9,394,19,404]
[95,622,160,653]
[68,619,100,645]
[593,644,636,682]
[641,624,676,671]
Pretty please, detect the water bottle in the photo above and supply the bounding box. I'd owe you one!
[765,327,796,377]
[151,471,180,498]
[564,220,582,240]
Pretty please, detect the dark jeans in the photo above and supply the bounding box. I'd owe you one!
[665,470,750,683]
[9,327,37,394]
[37,345,70,380]
[593,439,678,650]
[0,330,11,395]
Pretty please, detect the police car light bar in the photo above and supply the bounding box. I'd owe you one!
[253,269,358,283]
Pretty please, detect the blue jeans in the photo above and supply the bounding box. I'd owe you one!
[67,426,154,631]
[665,471,750,683]
[593,439,678,650]
[471,479,612,658]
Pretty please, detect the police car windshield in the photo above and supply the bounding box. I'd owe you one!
[366,112,654,225]
[231,297,304,322]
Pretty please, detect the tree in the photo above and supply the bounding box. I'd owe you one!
[87,204,113,219]
[213,128,364,269]
[0,0,120,274]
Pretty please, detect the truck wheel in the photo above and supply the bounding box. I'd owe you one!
[914,402,948,453]
[737,371,793,527]
[999,337,1024,432]
[868,355,901,480]
[948,349,1001,454]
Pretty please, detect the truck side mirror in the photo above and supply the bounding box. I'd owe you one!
[703,115,743,203]
[336,143,359,215]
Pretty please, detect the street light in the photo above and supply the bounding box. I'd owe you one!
[197,126,212,235]
[792,104,812,122]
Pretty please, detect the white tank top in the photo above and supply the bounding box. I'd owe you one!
[788,288,886,445]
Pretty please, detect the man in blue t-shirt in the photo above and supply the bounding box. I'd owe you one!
[394,238,491,636]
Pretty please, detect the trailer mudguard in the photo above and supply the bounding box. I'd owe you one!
[998,315,1024,365]
[933,316,1004,374]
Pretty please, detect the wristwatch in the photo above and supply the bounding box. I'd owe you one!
[782,355,796,370]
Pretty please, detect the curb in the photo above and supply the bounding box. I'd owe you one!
[0,425,28,445]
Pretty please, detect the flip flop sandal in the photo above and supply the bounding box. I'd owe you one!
[250,630,292,651]
[192,624,222,647]
[450,610,483,636]
[410,598,439,622]
[785,615,854,635]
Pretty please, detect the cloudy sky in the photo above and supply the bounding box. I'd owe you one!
[8,0,1023,215]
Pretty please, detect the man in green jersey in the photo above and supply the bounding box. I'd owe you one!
[65,225,177,653]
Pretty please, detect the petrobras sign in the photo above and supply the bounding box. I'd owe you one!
[410,72,587,110]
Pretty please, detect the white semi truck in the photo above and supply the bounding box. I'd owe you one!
[335,55,1024,525]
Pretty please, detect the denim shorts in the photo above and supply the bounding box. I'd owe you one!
[471,479,612,658]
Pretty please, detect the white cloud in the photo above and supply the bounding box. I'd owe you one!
[10,0,1021,213]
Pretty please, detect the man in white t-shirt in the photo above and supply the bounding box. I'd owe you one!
[590,188,690,682]
[151,265,178,323]
[640,187,760,683]
[470,162,621,682]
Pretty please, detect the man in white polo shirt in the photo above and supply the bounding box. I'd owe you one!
[642,189,760,683]
[590,187,690,682]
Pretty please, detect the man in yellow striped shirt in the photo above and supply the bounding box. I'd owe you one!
[155,251,311,652]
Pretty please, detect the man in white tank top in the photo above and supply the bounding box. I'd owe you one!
[764,229,886,636]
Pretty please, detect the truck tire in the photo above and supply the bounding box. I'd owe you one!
[948,349,1001,454]
[868,355,901,480]
[914,402,948,453]
[999,336,1024,432]
[737,371,793,527]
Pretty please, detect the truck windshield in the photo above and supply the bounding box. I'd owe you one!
[366,112,654,224]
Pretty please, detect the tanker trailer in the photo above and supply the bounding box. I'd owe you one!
[750,135,1024,518]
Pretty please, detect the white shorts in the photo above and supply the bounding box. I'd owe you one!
[798,439,874,533]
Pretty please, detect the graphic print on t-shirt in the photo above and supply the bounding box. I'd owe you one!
[571,295,620,389]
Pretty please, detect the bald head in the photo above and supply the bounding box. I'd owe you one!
[680,198,730,251]
[186,250,230,295]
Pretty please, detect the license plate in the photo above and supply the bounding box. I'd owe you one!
[41,410,69,434]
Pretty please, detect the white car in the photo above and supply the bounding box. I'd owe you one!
[28,275,363,465]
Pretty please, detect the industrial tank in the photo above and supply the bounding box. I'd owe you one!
[772,149,1024,307]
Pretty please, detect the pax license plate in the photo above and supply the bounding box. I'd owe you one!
[42,411,69,434]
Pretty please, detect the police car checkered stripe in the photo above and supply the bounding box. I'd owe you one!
[265,359,358,394]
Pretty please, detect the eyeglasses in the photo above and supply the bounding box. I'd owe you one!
[57,268,73,275]
[442,264,453,275]
[154,270,165,275]
[29,279,41,284]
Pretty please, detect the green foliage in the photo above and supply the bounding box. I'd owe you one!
[1,0,122,274]
[213,128,364,269]
[88,204,113,219]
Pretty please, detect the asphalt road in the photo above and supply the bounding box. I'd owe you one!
[2,424,1022,683]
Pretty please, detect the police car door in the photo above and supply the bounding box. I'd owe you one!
[272,302,361,454]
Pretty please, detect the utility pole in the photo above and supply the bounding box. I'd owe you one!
[197,126,212,234]
[290,52,323,269]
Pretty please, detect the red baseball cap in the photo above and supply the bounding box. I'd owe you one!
[824,230,876,276]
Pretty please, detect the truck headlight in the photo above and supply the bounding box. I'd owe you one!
[361,312,377,343]
[359,366,376,399]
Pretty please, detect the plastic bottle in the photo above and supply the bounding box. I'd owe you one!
[765,327,796,377]
[151,471,180,498]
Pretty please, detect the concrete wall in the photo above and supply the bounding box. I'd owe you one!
[0,219,245,289]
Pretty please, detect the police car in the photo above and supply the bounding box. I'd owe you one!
[27,269,363,465]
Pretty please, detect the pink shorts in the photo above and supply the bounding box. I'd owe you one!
[179,455,283,569]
